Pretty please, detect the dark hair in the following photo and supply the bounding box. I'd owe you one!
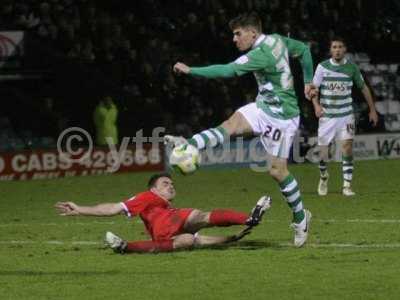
[229,12,262,32]
[330,36,346,46]
[147,173,172,189]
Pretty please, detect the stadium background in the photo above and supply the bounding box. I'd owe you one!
[1,1,400,299]
[1,0,399,150]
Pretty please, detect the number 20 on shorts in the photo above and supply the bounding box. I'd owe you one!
[263,125,282,141]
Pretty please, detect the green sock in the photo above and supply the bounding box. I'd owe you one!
[188,126,228,150]
[319,160,328,179]
[293,210,305,224]
[342,155,353,187]
[279,174,305,223]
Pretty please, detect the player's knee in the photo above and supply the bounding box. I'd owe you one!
[342,140,353,155]
[269,166,280,179]
[221,119,235,135]
[319,145,329,160]
[269,164,287,182]
[190,209,209,223]
[173,234,195,249]
[221,112,243,135]
[198,211,210,223]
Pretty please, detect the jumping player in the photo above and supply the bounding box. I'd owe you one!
[165,12,314,247]
[55,173,271,254]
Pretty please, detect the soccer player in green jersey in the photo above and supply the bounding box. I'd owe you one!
[311,37,378,197]
[165,12,315,247]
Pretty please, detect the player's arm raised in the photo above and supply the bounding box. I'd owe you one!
[173,61,236,78]
[282,36,315,99]
[173,47,270,79]
[55,201,124,217]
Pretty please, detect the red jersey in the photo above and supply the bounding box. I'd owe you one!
[121,191,193,240]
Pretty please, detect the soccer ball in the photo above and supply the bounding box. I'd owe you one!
[169,144,200,175]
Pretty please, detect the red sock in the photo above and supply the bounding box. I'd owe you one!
[125,240,174,253]
[209,209,248,226]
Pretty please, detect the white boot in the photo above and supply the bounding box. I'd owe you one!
[163,135,188,147]
[318,173,329,196]
[291,209,312,248]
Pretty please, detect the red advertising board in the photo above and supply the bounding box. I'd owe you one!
[0,144,164,181]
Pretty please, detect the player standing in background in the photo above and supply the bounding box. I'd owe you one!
[55,173,271,254]
[166,12,315,247]
[311,37,378,196]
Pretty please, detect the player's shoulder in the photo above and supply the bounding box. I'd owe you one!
[249,34,278,56]
[319,59,331,68]
[268,33,283,40]
[242,45,271,63]
[345,59,360,70]
[262,33,283,48]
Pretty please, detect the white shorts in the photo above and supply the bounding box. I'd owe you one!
[238,103,299,159]
[318,114,355,146]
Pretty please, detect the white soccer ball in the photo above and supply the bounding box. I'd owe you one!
[169,144,200,175]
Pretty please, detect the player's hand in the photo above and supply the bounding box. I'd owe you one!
[55,202,80,216]
[314,104,324,118]
[369,110,379,127]
[304,84,318,100]
[227,227,252,243]
[173,62,190,75]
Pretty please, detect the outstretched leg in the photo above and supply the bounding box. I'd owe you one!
[183,209,248,234]
[125,233,250,253]
[125,239,175,253]
[165,110,253,150]
[183,196,271,233]
[105,231,250,254]
[105,232,195,254]
[193,227,252,246]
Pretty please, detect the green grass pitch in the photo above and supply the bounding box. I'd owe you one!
[1,160,399,299]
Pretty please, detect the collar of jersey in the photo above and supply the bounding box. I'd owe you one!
[330,58,347,66]
[252,34,267,49]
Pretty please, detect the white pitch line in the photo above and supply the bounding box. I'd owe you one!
[1,240,400,249]
[278,242,400,249]
[0,240,100,245]
[0,221,119,227]
[346,219,400,223]
[1,219,400,227]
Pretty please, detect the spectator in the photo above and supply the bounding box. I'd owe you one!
[93,96,119,146]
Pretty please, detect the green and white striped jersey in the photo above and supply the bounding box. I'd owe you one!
[313,58,365,118]
[231,34,313,120]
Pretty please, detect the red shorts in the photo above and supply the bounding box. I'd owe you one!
[150,208,194,241]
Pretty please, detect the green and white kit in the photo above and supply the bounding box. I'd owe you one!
[190,33,313,158]
[313,58,365,145]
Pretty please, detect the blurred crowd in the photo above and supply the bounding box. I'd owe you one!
[0,0,399,148]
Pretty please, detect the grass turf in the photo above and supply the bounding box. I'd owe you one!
[0,159,399,299]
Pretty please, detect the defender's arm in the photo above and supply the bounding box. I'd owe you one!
[55,202,124,216]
